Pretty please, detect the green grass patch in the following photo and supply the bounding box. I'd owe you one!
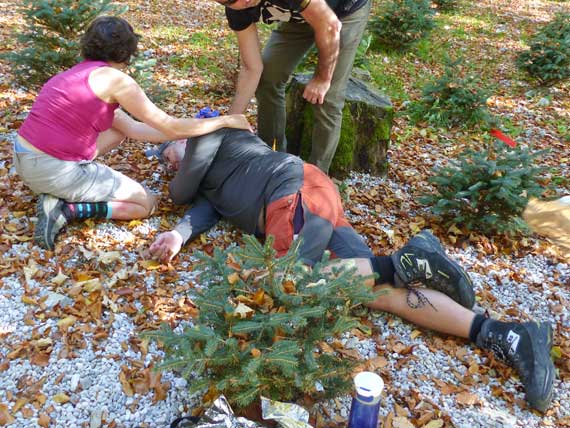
[164,29,237,80]
[499,116,526,139]
[149,25,192,43]
[368,62,409,102]
[413,37,449,64]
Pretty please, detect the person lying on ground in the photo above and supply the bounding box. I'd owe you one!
[14,16,251,251]
[146,128,555,412]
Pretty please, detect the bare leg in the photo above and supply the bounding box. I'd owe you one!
[324,258,474,338]
[319,259,554,413]
[94,127,126,158]
[368,286,474,338]
[108,198,156,220]
[108,174,158,219]
[322,258,375,286]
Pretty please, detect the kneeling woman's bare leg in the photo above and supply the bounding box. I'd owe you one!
[108,174,157,220]
[34,170,157,250]
[92,128,157,219]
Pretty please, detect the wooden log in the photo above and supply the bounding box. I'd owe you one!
[285,73,393,178]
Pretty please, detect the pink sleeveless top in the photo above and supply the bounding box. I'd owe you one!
[19,60,119,161]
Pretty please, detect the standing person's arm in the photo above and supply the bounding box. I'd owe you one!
[300,0,342,105]
[228,24,264,114]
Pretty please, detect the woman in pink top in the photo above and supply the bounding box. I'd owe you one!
[14,16,251,250]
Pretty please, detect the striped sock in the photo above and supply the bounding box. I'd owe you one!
[62,202,109,221]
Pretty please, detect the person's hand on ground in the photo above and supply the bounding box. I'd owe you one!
[146,230,184,263]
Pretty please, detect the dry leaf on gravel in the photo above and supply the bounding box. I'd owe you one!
[456,391,480,406]
[392,416,415,428]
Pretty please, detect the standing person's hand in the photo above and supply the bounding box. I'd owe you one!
[303,77,331,105]
[224,114,253,132]
[146,230,184,263]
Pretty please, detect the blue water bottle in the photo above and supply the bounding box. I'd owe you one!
[347,371,384,428]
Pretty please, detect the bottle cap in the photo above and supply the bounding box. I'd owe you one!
[354,372,384,398]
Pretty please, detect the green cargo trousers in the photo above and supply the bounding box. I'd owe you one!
[256,0,371,174]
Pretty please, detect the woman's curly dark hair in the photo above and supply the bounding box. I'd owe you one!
[80,16,140,64]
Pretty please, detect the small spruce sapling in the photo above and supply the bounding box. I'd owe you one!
[5,0,125,88]
[421,138,549,235]
[144,235,380,409]
[516,13,570,84]
[407,57,493,128]
[369,0,435,51]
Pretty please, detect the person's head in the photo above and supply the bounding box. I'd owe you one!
[147,140,187,171]
[80,16,140,65]
[213,0,262,10]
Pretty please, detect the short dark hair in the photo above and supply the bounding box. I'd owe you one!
[80,16,140,64]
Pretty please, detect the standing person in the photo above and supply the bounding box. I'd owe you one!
[146,129,555,413]
[14,16,251,250]
[214,0,371,173]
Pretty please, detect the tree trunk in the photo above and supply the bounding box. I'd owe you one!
[286,73,393,178]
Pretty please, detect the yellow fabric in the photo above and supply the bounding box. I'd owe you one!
[523,197,570,261]
[299,0,311,12]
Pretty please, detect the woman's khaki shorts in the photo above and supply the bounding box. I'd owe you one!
[13,150,129,203]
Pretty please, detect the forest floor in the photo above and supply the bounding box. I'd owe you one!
[0,0,569,427]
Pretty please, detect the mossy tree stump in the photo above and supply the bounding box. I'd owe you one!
[285,73,393,178]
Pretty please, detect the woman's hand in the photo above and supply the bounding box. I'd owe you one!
[224,114,253,132]
[146,230,184,263]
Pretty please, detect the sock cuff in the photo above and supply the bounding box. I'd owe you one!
[105,202,112,219]
[370,255,395,285]
[469,313,487,343]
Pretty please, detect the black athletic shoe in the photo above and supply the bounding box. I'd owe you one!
[391,230,475,308]
[477,320,555,412]
[34,194,67,250]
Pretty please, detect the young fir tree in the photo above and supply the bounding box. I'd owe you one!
[421,138,549,235]
[516,13,570,85]
[6,0,126,88]
[407,57,493,129]
[145,236,379,409]
[369,0,435,51]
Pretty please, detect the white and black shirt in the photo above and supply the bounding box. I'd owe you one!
[225,0,367,31]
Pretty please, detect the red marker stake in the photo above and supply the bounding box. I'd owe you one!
[490,129,517,148]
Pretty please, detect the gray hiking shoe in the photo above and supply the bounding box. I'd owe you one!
[477,320,555,412]
[34,194,67,250]
[391,230,475,308]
